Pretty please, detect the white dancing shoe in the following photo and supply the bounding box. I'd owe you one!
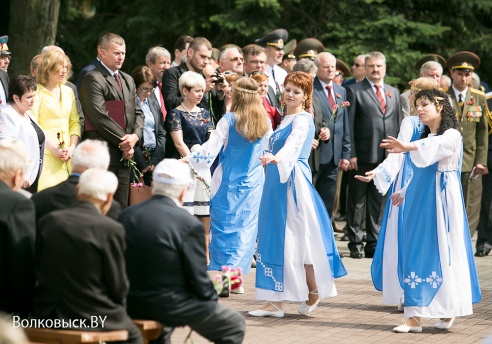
[393,318,422,333]
[298,289,320,315]
[231,286,244,294]
[248,302,284,318]
[434,317,455,329]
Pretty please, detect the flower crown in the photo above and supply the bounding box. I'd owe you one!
[235,86,257,94]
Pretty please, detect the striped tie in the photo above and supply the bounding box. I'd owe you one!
[375,84,386,114]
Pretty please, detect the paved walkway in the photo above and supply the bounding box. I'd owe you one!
[172,230,492,343]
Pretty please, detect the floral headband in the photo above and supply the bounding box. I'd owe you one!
[235,86,257,94]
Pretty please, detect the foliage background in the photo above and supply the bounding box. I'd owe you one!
[2,0,492,90]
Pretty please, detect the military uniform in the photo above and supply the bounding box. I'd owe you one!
[475,93,492,256]
[446,51,490,238]
[294,38,324,61]
[0,35,11,73]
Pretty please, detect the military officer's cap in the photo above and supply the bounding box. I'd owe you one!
[446,51,480,72]
[282,39,297,61]
[336,59,351,77]
[255,29,288,49]
[0,36,11,56]
[415,54,446,70]
[294,38,324,60]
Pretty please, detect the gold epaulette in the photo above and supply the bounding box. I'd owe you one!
[470,88,486,96]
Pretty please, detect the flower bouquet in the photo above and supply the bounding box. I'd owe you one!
[213,266,243,298]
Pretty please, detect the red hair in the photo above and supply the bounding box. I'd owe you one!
[284,71,313,111]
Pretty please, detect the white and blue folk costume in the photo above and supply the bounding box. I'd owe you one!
[188,112,271,274]
[396,129,480,318]
[371,116,424,304]
[255,112,346,302]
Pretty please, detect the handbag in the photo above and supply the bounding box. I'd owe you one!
[128,177,152,205]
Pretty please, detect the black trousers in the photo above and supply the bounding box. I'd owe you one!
[150,303,245,344]
[108,163,130,208]
[476,171,492,249]
[346,163,384,253]
[315,161,339,217]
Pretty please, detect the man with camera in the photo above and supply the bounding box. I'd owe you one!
[162,37,223,115]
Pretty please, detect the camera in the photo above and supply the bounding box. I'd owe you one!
[213,67,224,84]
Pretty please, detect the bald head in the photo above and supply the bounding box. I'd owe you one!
[315,52,337,83]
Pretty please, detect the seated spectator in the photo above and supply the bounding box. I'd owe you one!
[31,139,121,223]
[119,159,245,344]
[33,168,142,344]
[0,141,36,318]
[0,312,28,344]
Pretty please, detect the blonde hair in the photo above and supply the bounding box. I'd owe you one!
[231,77,270,141]
[36,50,72,86]
[409,77,440,114]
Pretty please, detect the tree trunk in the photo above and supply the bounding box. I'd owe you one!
[8,0,60,77]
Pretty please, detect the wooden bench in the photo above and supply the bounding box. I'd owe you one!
[24,328,128,344]
[133,320,163,344]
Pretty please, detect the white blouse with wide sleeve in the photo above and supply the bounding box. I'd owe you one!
[373,116,415,195]
[275,114,310,184]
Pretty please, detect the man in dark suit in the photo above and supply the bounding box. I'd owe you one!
[119,159,245,344]
[33,169,142,343]
[0,68,9,105]
[31,139,121,222]
[312,52,351,218]
[162,37,216,112]
[0,144,36,318]
[346,52,403,258]
[243,44,279,108]
[79,33,144,208]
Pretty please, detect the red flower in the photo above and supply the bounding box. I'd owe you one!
[386,91,392,98]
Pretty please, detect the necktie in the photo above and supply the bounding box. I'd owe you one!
[326,85,336,110]
[157,82,167,121]
[458,94,464,111]
[375,84,386,114]
[113,73,122,91]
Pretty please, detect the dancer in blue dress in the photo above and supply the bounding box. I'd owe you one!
[249,72,346,318]
[380,89,481,333]
[186,77,271,291]
[355,78,440,310]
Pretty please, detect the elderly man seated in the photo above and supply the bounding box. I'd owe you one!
[0,141,36,318]
[31,139,121,223]
[33,169,142,343]
[119,159,245,344]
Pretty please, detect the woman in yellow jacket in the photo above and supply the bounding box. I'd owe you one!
[32,49,81,191]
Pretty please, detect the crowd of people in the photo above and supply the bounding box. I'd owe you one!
[0,27,491,342]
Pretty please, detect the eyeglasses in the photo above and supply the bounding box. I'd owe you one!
[228,56,244,63]
[335,71,344,77]
[139,86,155,93]
[353,63,363,67]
